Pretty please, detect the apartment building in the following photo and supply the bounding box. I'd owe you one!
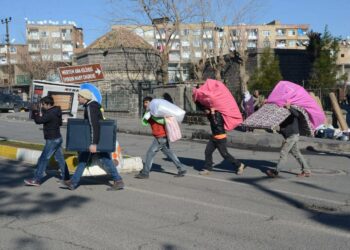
[0,44,30,90]
[113,20,309,82]
[26,20,84,63]
[337,38,350,85]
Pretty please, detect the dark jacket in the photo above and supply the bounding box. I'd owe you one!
[84,100,103,144]
[208,111,226,136]
[280,107,300,138]
[33,106,62,140]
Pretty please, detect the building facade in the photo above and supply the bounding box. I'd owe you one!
[337,38,350,85]
[26,21,84,63]
[113,20,309,82]
[0,44,31,94]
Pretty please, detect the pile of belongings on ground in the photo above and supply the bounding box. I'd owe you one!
[192,79,242,131]
[242,81,327,137]
[314,124,350,141]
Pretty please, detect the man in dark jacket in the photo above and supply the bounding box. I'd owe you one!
[200,106,245,175]
[24,96,70,186]
[64,89,124,190]
[266,103,311,178]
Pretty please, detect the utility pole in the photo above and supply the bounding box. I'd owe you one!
[1,17,12,92]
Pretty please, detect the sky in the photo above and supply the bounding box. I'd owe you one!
[1,0,350,46]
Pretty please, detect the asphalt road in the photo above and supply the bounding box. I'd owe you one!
[0,117,350,249]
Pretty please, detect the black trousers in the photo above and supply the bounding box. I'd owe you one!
[204,137,241,170]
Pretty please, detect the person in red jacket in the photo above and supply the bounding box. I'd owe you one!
[135,96,187,179]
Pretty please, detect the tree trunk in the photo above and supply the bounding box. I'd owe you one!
[239,63,249,93]
[161,53,169,85]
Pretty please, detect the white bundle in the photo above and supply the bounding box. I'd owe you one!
[149,99,186,123]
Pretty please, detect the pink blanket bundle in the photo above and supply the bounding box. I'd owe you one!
[267,81,326,129]
[192,79,243,131]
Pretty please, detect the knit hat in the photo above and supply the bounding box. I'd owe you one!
[78,89,93,100]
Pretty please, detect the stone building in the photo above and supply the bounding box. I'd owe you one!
[75,28,161,117]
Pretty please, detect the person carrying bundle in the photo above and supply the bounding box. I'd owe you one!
[135,96,187,179]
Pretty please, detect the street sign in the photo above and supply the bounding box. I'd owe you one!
[58,64,104,84]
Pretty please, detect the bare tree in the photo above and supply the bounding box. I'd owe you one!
[17,50,65,81]
[109,0,200,85]
[191,0,262,91]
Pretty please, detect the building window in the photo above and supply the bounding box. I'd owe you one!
[62,53,71,61]
[41,44,49,50]
[341,54,345,57]
[52,43,61,49]
[262,30,270,37]
[181,40,190,47]
[52,54,62,61]
[288,29,296,36]
[193,39,201,47]
[193,29,201,36]
[182,52,190,59]
[28,29,39,39]
[181,29,191,36]
[276,40,286,48]
[297,29,307,36]
[288,40,296,47]
[247,41,257,48]
[276,29,285,36]
[247,29,257,39]
[42,54,51,61]
[51,31,61,38]
[231,29,241,37]
[40,31,48,38]
[195,51,202,58]
[62,43,73,51]
[203,29,212,38]
[10,47,17,53]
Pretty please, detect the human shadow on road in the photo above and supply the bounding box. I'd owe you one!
[176,156,275,174]
[0,159,90,218]
[231,176,350,232]
[0,159,91,248]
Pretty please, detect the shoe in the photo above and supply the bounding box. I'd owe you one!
[236,163,245,175]
[135,173,149,179]
[24,179,40,187]
[107,180,125,191]
[266,169,279,178]
[174,170,186,177]
[297,171,311,177]
[63,180,75,190]
[199,169,210,175]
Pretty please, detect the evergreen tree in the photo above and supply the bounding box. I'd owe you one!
[308,26,346,88]
[249,48,282,91]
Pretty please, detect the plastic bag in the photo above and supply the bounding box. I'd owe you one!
[149,99,186,123]
[165,117,182,142]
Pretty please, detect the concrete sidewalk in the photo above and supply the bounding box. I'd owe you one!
[3,112,350,155]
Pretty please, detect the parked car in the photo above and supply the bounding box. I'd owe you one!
[0,93,29,112]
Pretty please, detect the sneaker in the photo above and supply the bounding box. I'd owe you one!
[174,170,186,177]
[63,180,75,190]
[266,169,279,178]
[199,169,210,175]
[236,163,245,175]
[107,180,125,191]
[296,171,311,177]
[24,179,40,187]
[135,173,149,179]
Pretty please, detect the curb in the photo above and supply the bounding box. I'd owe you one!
[0,144,143,175]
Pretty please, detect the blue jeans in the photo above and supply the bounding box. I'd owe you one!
[70,152,122,188]
[142,137,185,175]
[34,137,69,182]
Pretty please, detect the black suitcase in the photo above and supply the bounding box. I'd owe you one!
[66,118,116,152]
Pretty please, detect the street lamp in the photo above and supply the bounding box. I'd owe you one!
[1,17,12,92]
